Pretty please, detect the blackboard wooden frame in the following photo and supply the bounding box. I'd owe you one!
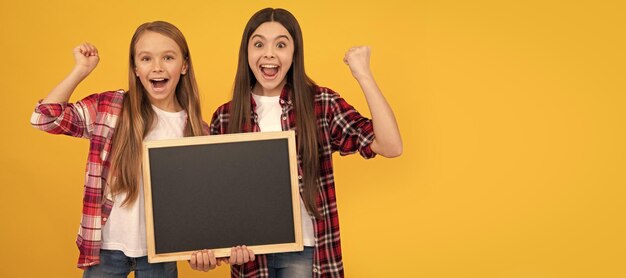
[142,131,303,263]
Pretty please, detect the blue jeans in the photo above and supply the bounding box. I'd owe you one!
[83,249,177,278]
[266,247,314,278]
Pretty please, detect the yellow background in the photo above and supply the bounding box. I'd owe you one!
[1,0,625,277]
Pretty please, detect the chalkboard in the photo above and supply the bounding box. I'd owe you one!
[142,131,303,263]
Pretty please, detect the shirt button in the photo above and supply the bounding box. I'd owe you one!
[280,100,285,104]
[298,175,302,180]
[102,217,107,221]
[282,116,287,120]
[313,267,318,273]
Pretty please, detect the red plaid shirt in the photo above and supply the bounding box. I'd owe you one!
[210,86,376,278]
[30,90,124,269]
[30,90,208,269]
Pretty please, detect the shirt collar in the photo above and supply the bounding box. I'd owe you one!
[250,84,293,109]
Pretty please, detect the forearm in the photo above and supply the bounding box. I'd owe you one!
[357,75,403,157]
[41,68,90,104]
[42,43,99,104]
[343,46,402,157]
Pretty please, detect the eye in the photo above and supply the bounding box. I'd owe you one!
[277,42,287,48]
[254,42,263,48]
[140,56,151,62]
[164,56,174,61]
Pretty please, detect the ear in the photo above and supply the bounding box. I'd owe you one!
[181,59,189,75]
[134,67,139,77]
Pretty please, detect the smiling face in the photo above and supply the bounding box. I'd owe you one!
[248,21,294,96]
[134,31,188,111]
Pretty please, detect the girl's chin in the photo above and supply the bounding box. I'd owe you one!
[149,88,167,94]
[147,90,175,101]
[256,77,286,90]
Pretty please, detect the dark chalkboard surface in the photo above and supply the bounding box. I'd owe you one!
[142,131,302,263]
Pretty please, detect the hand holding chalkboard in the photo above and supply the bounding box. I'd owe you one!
[188,249,224,272]
[228,246,256,265]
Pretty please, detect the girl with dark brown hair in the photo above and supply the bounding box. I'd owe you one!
[191,8,402,278]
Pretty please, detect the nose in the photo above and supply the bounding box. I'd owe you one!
[263,46,275,59]
[152,59,164,72]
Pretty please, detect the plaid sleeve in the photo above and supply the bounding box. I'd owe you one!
[327,91,377,159]
[30,93,101,139]
[210,103,230,135]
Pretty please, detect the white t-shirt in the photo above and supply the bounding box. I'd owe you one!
[101,105,187,257]
[252,93,316,247]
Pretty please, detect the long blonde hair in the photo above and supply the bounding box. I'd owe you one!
[108,21,205,206]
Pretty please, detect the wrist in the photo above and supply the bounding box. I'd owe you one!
[355,72,375,83]
[69,66,91,81]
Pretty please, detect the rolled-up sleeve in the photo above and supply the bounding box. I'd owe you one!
[328,94,376,159]
[30,93,100,139]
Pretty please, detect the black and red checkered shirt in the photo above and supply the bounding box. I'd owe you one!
[210,86,376,278]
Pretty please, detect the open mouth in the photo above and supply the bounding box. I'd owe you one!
[150,78,169,90]
[260,64,279,79]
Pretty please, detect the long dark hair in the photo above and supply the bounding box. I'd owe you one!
[229,8,321,218]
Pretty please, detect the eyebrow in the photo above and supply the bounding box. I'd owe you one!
[250,34,291,41]
[135,50,179,56]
